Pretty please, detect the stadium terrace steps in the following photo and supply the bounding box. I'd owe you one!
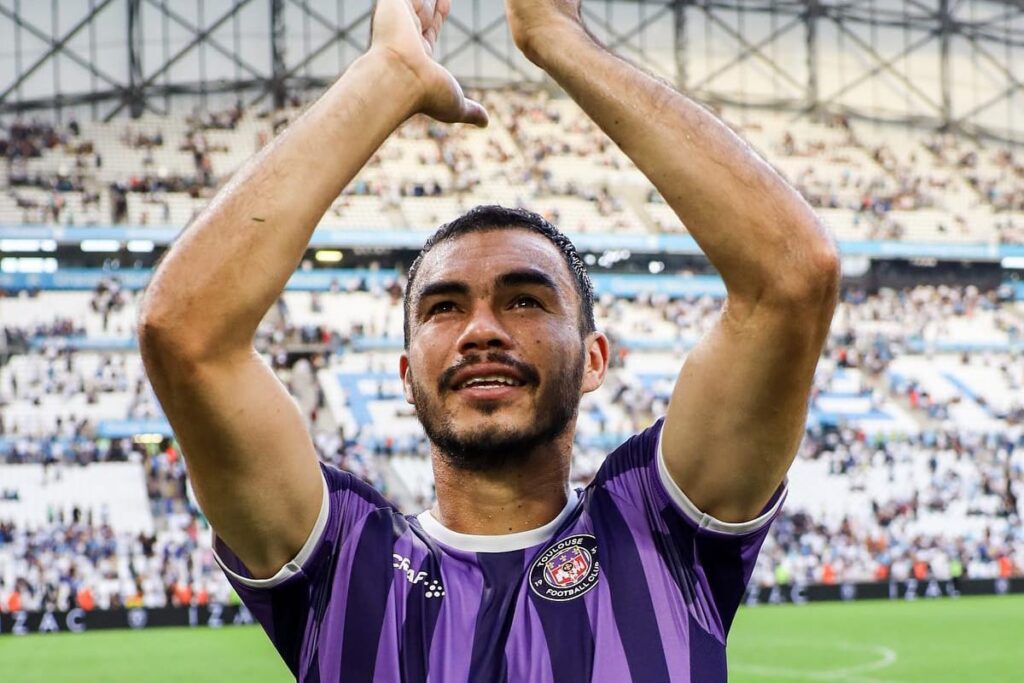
[5,91,1022,242]
[0,461,154,533]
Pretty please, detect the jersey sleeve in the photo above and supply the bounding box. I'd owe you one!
[211,462,392,677]
[591,418,786,638]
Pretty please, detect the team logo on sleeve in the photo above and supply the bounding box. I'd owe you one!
[530,534,600,602]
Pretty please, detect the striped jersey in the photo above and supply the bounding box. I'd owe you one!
[214,418,785,682]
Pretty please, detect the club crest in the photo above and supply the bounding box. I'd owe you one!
[530,534,600,602]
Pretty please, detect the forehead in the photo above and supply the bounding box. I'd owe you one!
[413,229,577,296]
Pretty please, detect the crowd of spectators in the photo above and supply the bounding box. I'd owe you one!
[754,425,1023,587]
[0,514,231,614]
[0,423,392,614]
[1,120,68,161]
[965,148,1024,213]
[5,93,1020,240]
[0,118,103,224]
[3,284,1022,608]
[4,100,1024,607]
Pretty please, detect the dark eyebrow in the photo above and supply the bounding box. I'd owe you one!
[495,269,560,293]
[416,280,470,304]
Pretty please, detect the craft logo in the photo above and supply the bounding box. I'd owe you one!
[393,553,445,599]
[530,534,599,602]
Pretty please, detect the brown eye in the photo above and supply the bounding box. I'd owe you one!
[428,301,456,315]
[512,295,541,309]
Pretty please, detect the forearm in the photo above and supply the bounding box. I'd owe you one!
[139,51,420,358]
[527,26,837,303]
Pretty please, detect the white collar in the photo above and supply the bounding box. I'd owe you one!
[416,492,580,553]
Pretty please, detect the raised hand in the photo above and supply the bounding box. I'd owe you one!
[371,0,488,127]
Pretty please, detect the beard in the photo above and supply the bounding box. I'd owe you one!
[409,347,585,472]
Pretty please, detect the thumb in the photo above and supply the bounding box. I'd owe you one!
[460,98,489,128]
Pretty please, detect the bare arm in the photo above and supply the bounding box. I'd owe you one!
[507,2,839,522]
[138,0,486,579]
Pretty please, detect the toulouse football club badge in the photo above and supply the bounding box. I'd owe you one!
[530,534,600,602]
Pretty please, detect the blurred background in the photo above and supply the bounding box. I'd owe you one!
[0,1,1021,681]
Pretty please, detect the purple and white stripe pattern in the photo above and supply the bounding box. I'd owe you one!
[214,419,786,682]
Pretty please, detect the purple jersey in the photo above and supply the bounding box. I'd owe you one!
[214,419,785,682]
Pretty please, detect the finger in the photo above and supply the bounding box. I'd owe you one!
[417,0,436,33]
[430,6,444,44]
[461,98,489,128]
[437,0,451,20]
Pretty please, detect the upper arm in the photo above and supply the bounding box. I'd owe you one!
[142,344,323,579]
[660,286,837,523]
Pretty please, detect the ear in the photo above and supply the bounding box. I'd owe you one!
[399,353,416,405]
[581,332,610,394]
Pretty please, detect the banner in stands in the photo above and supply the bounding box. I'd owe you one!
[0,604,255,636]
[2,224,1022,260]
[2,578,1022,635]
[743,577,1024,606]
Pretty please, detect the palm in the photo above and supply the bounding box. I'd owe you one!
[372,0,487,127]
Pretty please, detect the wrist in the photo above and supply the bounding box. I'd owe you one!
[349,47,427,119]
[518,18,592,68]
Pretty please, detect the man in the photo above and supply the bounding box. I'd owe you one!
[138,0,839,680]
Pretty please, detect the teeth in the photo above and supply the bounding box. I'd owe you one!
[459,375,523,389]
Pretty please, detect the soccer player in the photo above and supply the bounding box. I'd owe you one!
[138,0,839,680]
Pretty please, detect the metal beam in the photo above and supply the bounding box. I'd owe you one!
[0,0,124,105]
[104,0,259,120]
[604,4,673,54]
[818,28,939,112]
[127,0,144,118]
[283,0,367,55]
[247,5,373,108]
[820,15,943,114]
[689,14,803,92]
[674,0,688,90]
[430,14,507,72]
[805,0,819,114]
[949,36,1024,125]
[147,0,267,82]
[581,3,676,81]
[0,0,1020,145]
[695,3,805,94]
[443,14,537,83]
[939,0,953,129]
[271,0,287,108]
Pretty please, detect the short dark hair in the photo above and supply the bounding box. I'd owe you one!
[403,205,596,348]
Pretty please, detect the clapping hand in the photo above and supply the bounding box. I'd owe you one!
[371,0,488,127]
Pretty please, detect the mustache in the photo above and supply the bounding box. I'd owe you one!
[438,352,541,392]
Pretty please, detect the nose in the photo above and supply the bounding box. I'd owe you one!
[456,303,513,354]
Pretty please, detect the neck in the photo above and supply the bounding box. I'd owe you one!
[429,430,574,536]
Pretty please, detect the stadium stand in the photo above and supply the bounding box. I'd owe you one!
[1,89,1023,614]
[2,92,1021,243]
[2,278,1022,611]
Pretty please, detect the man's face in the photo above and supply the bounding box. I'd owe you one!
[401,229,607,471]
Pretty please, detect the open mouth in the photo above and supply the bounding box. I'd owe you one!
[443,359,538,401]
[454,375,527,391]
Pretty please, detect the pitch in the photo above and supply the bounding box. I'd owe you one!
[1,596,1020,682]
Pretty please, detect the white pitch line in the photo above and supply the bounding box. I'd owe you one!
[822,643,899,678]
[731,640,902,683]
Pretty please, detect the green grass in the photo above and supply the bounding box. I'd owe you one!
[0,624,290,683]
[1,596,1021,682]
[729,595,1024,682]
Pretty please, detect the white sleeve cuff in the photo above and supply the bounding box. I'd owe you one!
[212,470,330,589]
[656,421,786,535]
